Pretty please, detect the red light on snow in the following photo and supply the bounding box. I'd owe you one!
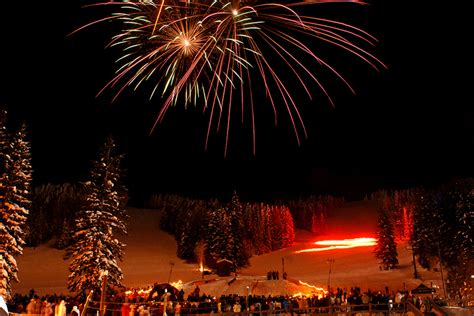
[295,237,376,253]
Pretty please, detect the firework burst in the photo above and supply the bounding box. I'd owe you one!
[73,0,385,155]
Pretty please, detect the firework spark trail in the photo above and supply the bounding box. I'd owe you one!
[74,0,385,154]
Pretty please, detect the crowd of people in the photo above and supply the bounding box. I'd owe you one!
[7,290,83,316]
[6,285,442,316]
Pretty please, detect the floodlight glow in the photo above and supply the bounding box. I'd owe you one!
[295,237,376,253]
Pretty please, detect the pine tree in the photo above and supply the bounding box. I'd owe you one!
[446,179,474,296]
[262,204,273,252]
[204,206,231,268]
[65,136,128,294]
[9,124,32,211]
[374,206,398,270]
[241,202,255,258]
[412,191,435,268]
[0,111,31,299]
[270,205,283,250]
[247,203,265,255]
[280,205,295,248]
[227,191,249,268]
[177,202,206,261]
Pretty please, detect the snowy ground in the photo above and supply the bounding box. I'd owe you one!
[12,200,444,297]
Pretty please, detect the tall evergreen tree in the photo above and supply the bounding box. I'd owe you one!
[0,111,30,299]
[280,205,295,248]
[444,179,474,296]
[228,191,249,268]
[65,136,128,294]
[270,205,283,250]
[177,201,207,261]
[204,206,231,268]
[262,204,273,252]
[9,123,33,214]
[374,206,398,270]
[412,191,436,268]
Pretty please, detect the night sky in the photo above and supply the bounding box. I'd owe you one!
[1,1,472,205]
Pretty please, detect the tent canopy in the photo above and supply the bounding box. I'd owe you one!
[147,283,180,301]
[411,283,433,294]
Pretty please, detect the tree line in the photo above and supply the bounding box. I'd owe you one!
[146,192,345,270]
[370,179,473,299]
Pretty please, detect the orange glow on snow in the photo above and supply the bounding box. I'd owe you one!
[296,281,327,298]
[171,280,184,290]
[295,237,376,253]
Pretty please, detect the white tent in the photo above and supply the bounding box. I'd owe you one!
[0,295,8,316]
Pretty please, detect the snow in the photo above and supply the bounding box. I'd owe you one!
[12,200,444,297]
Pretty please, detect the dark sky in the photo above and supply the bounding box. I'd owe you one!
[1,1,472,205]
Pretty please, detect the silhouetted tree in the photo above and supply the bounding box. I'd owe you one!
[374,206,398,270]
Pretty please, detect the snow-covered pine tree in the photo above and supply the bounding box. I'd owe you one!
[9,123,32,211]
[177,200,207,261]
[446,179,474,296]
[262,204,273,253]
[0,112,30,300]
[57,219,74,250]
[65,136,128,294]
[269,205,283,250]
[241,202,255,257]
[204,206,231,268]
[160,194,183,234]
[246,203,263,255]
[374,206,398,270]
[280,205,295,248]
[412,191,435,268]
[0,107,11,299]
[227,191,249,268]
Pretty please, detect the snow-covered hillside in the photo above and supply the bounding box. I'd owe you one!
[12,200,444,297]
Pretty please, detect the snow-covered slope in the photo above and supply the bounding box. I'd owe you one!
[12,201,443,296]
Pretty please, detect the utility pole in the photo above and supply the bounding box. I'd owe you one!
[246,286,250,312]
[163,289,169,316]
[407,244,418,279]
[327,258,335,293]
[168,261,174,284]
[282,257,285,276]
[437,243,447,299]
[411,247,418,279]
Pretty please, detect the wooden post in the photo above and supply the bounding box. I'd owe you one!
[99,271,108,316]
[163,290,168,316]
[81,290,94,316]
[168,262,174,284]
[437,243,448,299]
[327,258,334,292]
[412,247,418,279]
